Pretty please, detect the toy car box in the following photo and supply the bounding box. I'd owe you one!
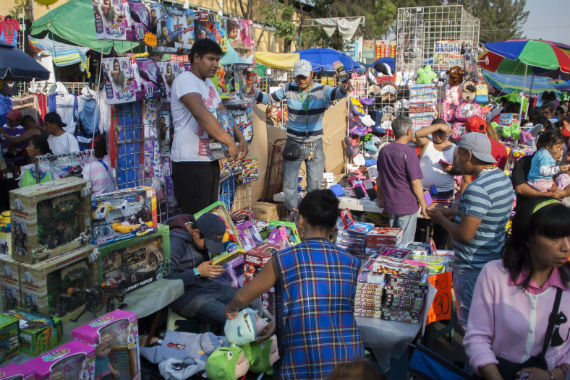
[194,202,245,265]
[72,309,140,380]
[9,177,91,264]
[0,363,36,379]
[243,243,279,284]
[19,245,95,321]
[22,340,94,380]
[95,224,170,293]
[91,186,158,246]
[3,308,62,357]
[0,313,19,364]
[0,256,20,312]
[366,227,403,248]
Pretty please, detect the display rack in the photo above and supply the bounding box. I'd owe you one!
[395,5,480,73]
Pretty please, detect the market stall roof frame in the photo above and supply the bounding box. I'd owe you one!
[31,0,140,55]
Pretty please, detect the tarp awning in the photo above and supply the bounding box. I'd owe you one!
[255,52,299,70]
[29,36,89,68]
[31,0,139,54]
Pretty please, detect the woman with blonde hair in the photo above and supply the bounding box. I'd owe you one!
[265,105,282,128]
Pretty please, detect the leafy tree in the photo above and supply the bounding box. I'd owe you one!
[259,3,297,52]
[453,0,529,42]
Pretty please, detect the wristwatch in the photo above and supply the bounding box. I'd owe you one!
[193,268,200,279]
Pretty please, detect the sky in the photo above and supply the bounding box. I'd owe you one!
[522,0,570,45]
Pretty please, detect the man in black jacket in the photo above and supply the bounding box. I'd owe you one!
[166,213,261,330]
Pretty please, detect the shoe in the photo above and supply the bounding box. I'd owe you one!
[360,97,375,106]
[360,114,376,127]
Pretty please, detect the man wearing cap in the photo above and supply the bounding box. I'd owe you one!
[254,59,350,220]
[465,116,508,170]
[1,109,26,166]
[427,133,514,331]
[44,112,80,155]
[166,212,261,329]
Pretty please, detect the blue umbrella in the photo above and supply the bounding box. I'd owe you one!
[0,40,50,81]
[296,48,366,73]
[371,57,395,74]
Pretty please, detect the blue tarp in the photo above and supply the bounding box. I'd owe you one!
[296,48,366,73]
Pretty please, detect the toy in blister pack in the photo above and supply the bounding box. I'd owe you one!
[267,221,301,247]
[194,11,226,49]
[149,3,194,53]
[266,227,290,250]
[194,202,244,265]
[22,340,95,380]
[156,61,184,101]
[340,209,355,229]
[72,309,140,380]
[213,254,245,288]
[236,220,263,252]
[91,187,157,246]
[225,17,254,65]
[134,59,162,101]
[4,308,62,357]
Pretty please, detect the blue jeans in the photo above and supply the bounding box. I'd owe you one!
[388,213,418,242]
[452,265,482,331]
[282,139,325,211]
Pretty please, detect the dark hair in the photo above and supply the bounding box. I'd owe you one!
[21,115,38,129]
[94,133,107,159]
[327,360,385,380]
[28,134,52,155]
[188,38,223,63]
[431,118,446,126]
[503,197,570,289]
[536,128,564,150]
[298,189,339,230]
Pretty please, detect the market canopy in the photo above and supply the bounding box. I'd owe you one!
[31,0,140,54]
[483,70,570,94]
[484,40,570,73]
[0,39,50,81]
[296,48,366,72]
[29,36,89,69]
[254,52,299,70]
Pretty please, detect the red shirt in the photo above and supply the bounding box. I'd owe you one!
[490,138,508,170]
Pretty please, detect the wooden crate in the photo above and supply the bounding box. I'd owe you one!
[19,244,95,321]
[0,255,21,312]
[10,177,92,264]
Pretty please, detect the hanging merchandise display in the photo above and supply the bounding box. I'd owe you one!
[223,18,254,65]
[148,3,194,53]
[157,61,184,100]
[194,11,226,48]
[92,0,150,41]
[134,58,163,101]
[102,57,139,104]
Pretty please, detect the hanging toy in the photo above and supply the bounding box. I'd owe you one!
[416,65,437,84]
[475,83,489,103]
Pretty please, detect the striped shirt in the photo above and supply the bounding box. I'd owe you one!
[453,168,514,269]
[255,83,347,142]
[274,238,365,379]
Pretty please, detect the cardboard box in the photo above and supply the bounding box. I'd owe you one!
[3,308,62,357]
[9,177,92,264]
[91,186,158,246]
[96,224,170,293]
[72,309,140,380]
[19,245,94,320]
[22,340,94,380]
[0,363,36,379]
[366,227,403,248]
[0,313,19,363]
[251,202,279,223]
[0,255,20,312]
[244,243,279,283]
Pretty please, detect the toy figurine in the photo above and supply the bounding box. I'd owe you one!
[241,335,279,375]
[95,331,120,380]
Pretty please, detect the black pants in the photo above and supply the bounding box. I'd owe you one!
[172,161,220,215]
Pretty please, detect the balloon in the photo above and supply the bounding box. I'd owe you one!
[34,0,59,5]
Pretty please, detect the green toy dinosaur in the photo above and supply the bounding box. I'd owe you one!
[206,346,250,380]
[241,335,279,375]
[416,65,438,84]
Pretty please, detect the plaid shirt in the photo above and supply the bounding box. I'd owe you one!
[274,238,365,379]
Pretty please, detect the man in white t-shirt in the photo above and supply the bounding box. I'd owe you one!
[170,38,247,215]
[44,112,80,155]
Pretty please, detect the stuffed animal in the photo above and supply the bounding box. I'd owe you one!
[475,83,489,103]
[206,346,250,380]
[224,308,267,346]
[416,65,437,84]
[241,335,280,375]
[455,102,482,122]
[447,66,465,86]
[461,81,477,102]
[445,86,461,107]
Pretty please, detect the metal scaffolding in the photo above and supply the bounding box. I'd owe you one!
[396,5,480,73]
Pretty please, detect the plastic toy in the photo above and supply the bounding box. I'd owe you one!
[241,335,279,374]
[21,340,95,380]
[475,83,489,103]
[72,309,140,380]
[205,346,249,380]
[3,308,62,357]
[224,308,266,346]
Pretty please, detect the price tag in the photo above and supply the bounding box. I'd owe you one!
[426,271,452,325]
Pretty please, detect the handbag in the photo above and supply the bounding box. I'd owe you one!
[494,288,563,380]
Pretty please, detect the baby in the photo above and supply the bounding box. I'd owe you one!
[527,131,570,198]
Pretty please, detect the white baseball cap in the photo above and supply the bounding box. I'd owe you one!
[294,59,312,78]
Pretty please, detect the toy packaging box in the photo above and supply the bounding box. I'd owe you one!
[0,363,36,379]
[91,187,158,246]
[22,340,95,380]
[0,211,11,255]
[244,243,278,315]
[213,254,244,288]
[72,309,140,380]
[9,177,92,264]
[19,245,95,320]
[366,227,403,248]
[266,221,301,247]
[95,224,170,293]
[0,255,20,312]
[194,202,245,265]
[71,309,141,380]
[3,308,62,357]
[0,313,19,363]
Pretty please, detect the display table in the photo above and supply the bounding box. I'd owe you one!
[273,192,384,213]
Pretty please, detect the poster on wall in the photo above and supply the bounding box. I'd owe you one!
[157,61,184,100]
[93,0,131,40]
[194,11,226,49]
[433,40,462,71]
[375,40,397,59]
[135,59,163,100]
[362,40,375,60]
[223,17,254,64]
[102,57,139,104]
[149,3,194,53]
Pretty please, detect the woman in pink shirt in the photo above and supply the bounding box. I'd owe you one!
[464,197,570,380]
